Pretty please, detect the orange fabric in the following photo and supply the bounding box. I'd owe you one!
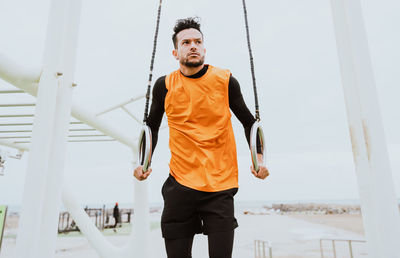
[165,65,238,192]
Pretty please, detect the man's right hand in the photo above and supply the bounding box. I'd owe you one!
[133,166,152,181]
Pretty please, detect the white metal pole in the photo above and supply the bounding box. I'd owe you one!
[38,0,82,257]
[0,54,41,85]
[15,0,82,257]
[15,0,66,255]
[330,0,400,257]
[0,140,28,152]
[96,95,145,116]
[130,177,150,258]
[122,151,150,257]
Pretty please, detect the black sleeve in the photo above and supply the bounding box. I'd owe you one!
[228,75,262,153]
[146,76,167,154]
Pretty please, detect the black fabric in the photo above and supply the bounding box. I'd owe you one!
[161,175,238,240]
[165,236,194,258]
[164,230,234,258]
[145,64,262,155]
[113,205,119,228]
[208,230,235,258]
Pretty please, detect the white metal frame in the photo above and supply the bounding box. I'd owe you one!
[330,0,400,256]
[0,0,149,257]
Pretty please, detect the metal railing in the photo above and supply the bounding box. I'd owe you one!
[58,206,133,233]
[320,238,366,258]
[254,240,272,258]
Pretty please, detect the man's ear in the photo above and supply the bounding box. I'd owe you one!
[172,49,179,60]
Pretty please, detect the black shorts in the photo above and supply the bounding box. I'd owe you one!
[161,174,238,239]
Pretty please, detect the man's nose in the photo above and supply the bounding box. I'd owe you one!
[190,42,197,49]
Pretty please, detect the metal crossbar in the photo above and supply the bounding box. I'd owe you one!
[254,240,272,258]
[0,114,34,118]
[0,134,107,139]
[96,95,146,127]
[0,103,35,107]
[0,128,96,133]
[96,95,145,117]
[0,90,25,94]
[320,238,366,258]
[0,121,83,126]
[14,139,116,144]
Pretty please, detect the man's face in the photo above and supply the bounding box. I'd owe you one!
[173,28,206,68]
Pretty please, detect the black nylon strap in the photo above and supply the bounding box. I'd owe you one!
[242,0,260,121]
[143,0,163,123]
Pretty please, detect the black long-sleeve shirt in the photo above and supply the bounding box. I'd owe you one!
[146,64,259,154]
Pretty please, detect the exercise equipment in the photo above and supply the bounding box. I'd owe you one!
[242,0,266,172]
[137,0,163,172]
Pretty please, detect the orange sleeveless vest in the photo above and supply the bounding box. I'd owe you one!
[165,65,238,192]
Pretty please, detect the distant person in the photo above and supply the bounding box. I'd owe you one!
[0,154,4,167]
[113,202,120,232]
[0,154,4,175]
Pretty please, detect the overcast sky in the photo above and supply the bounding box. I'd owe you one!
[0,0,399,207]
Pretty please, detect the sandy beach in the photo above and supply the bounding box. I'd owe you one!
[0,207,367,258]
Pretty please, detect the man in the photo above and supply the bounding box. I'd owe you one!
[133,17,269,258]
[0,153,5,175]
[113,202,120,232]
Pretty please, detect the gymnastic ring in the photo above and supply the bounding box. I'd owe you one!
[250,121,265,172]
[137,125,152,172]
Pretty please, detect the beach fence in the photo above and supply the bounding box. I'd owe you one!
[58,211,79,233]
[58,206,133,233]
[320,238,366,258]
[254,240,272,258]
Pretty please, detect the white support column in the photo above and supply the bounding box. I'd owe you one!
[122,151,150,258]
[127,181,150,257]
[330,0,400,257]
[15,0,82,257]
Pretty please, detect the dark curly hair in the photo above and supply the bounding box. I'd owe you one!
[172,17,203,49]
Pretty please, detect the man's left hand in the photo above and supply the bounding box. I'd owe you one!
[250,153,269,180]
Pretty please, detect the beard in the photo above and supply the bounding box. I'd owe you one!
[180,55,205,68]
